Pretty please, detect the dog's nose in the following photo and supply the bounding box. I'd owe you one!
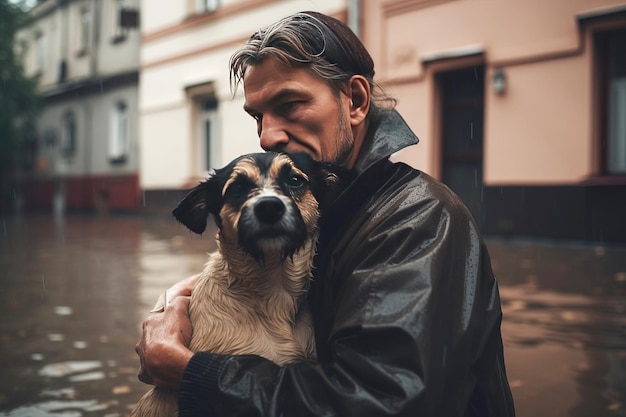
[254,197,286,224]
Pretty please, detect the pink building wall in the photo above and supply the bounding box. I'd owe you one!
[361,0,626,185]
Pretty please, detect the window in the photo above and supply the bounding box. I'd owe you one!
[596,28,626,175]
[113,0,128,41]
[35,32,45,74]
[110,101,130,163]
[198,97,218,173]
[79,7,91,53]
[196,0,219,14]
[61,112,77,156]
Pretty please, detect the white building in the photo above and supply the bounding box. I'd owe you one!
[138,0,350,210]
[18,0,141,213]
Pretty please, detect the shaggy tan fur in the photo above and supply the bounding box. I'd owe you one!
[129,154,319,417]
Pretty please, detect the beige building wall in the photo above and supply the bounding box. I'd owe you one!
[139,0,348,190]
[20,0,140,91]
[362,0,626,185]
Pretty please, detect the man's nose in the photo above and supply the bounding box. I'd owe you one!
[259,116,289,151]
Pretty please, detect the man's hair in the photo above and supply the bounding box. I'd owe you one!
[229,11,396,115]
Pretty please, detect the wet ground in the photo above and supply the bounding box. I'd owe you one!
[0,214,625,417]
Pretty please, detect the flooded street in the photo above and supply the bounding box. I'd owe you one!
[0,215,213,417]
[1,215,625,417]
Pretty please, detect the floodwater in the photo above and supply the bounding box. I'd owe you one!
[0,215,625,417]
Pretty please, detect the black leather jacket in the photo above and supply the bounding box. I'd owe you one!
[179,109,515,417]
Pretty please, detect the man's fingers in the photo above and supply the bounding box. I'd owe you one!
[169,294,190,310]
[135,342,154,385]
[169,274,199,298]
[150,291,168,313]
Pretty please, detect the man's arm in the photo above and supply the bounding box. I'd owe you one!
[170,172,511,416]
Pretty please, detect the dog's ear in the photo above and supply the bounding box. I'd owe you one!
[172,169,228,234]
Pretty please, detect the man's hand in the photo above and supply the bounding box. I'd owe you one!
[135,275,199,390]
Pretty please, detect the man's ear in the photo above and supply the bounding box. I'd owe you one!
[172,171,225,234]
[348,75,370,127]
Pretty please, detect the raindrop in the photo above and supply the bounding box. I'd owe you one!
[31,353,45,361]
[40,387,76,399]
[69,371,106,382]
[54,306,73,316]
[112,385,131,395]
[39,399,99,413]
[48,333,65,342]
[73,341,88,349]
[508,300,527,311]
[607,402,623,412]
[38,361,102,378]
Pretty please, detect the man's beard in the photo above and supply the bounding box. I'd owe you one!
[332,105,355,166]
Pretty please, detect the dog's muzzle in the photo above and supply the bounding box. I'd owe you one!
[254,196,286,225]
[239,196,308,262]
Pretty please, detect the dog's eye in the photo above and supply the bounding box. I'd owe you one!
[226,177,253,199]
[285,174,306,189]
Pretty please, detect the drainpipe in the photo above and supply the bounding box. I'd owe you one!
[91,0,100,76]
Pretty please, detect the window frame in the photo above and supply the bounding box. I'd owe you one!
[109,101,130,164]
[195,0,219,14]
[61,111,77,157]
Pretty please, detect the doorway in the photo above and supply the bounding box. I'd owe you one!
[437,66,486,228]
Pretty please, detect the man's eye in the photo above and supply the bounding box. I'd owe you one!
[279,101,299,115]
[285,174,306,189]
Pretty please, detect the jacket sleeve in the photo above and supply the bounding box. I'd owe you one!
[178,168,511,417]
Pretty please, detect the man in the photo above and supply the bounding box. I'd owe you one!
[136,11,516,416]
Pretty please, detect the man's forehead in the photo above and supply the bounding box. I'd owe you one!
[243,69,314,113]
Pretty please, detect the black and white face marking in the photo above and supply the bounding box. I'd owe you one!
[172,151,348,262]
[220,153,319,262]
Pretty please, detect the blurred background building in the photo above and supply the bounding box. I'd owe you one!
[15,0,626,243]
[137,0,348,211]
[16,0,141,214]
[362,0,626,243]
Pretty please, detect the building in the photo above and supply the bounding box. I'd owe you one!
[138,0,349,212]
[17,0,141,214]
[362,0,626,242]
[23,0,623,242]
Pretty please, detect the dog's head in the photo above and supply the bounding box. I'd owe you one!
[173,152,347,262]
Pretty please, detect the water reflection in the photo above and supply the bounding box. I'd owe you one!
[490,239,626,417]
[0,217,625,416]
[0,215,211,417]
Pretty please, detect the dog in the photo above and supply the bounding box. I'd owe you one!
[130,151,346,417]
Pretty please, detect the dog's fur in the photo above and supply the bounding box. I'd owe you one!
[130,152,345,417]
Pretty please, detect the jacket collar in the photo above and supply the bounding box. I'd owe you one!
[353,109,419,173]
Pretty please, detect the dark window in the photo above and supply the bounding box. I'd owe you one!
[61,112,77,156]
[595,28,626,175]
